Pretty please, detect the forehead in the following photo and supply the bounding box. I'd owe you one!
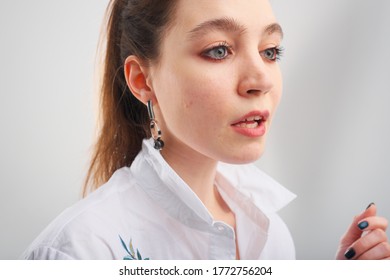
[172,0,277,34]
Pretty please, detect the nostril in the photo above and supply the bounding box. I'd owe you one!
[247,89,261,94]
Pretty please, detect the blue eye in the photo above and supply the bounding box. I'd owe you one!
[202,42,232,60]
[261,46,284,61]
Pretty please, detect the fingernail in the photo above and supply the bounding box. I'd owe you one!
[358,221,369,230]
[366,202,375,210]
[344,248,356,260]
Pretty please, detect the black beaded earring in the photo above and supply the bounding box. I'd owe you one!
[147,100,164,150]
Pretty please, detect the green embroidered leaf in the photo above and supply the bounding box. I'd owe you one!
[129,239,136,257]
[119,235,131,256]
[120,235,149,260]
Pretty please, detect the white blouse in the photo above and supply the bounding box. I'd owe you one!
[22,138,296,260]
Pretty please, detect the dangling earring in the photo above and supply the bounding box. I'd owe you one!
[147,100,164,150]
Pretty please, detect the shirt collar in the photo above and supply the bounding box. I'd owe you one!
[130,138,214,228]
[130,138,296,226]
[216,162,296,214]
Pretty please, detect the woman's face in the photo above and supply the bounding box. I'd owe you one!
[149,0,283,164]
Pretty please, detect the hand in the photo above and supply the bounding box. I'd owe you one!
[336,203,390,260]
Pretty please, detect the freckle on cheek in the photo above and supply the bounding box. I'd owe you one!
[184,100,194,109]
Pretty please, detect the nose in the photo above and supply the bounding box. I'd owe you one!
[237,53,274,97]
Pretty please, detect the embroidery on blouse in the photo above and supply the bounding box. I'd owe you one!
[119,235,150,260]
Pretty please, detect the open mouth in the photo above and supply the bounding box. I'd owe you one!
[232,115,264,128]
[230,110,269,137]
[231,110,269,128]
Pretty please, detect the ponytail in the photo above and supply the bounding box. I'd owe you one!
[84,0,177,196]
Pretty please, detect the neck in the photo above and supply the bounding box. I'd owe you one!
[161,140,217,206]
[159,137,237,247]
[158,136,237,258]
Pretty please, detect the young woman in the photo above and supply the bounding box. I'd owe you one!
[22,0,390,260]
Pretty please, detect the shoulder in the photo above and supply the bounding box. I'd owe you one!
[21,167,148,260]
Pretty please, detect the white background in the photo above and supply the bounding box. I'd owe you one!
[1,0,389,259]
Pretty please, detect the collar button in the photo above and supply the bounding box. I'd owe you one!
[216,225,225,232]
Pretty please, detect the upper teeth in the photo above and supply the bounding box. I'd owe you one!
[245,116,262,122]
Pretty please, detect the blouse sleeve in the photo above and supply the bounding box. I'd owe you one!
[23,246,75,260]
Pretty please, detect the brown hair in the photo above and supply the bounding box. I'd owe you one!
[83,0,177,196]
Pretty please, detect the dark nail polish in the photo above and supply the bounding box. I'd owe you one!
[366,202,375,210]
[344,248,356,260]
[358,221,369,230]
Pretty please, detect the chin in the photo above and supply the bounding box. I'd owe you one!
[220,143,265,165]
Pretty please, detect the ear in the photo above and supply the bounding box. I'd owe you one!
[124,55,156,105]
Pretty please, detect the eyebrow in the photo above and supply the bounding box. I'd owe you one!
[187,17,284,41]
[264,22,284,39]
[187,17,246,40]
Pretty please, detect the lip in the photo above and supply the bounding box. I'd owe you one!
[231,110,270,138]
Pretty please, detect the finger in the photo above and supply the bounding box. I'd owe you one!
[357,241,390,260]
[344,228,388,260]
[336,203,377,259]
[357,216,388,232]
[340,203,377,246]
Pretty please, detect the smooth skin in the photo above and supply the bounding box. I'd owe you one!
[124,0,390,259]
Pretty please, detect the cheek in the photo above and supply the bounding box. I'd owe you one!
[162,65,232,119]
[270,68,283,111]
[158,69,237,153]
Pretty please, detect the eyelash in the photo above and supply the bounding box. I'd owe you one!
[201,42,284,62]
[201,41,233,61]
[261,46,284,62]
